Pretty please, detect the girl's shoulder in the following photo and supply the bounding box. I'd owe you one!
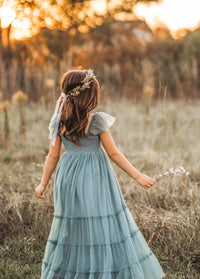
[89,111,115,135]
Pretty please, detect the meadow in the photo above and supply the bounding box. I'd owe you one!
[0,98,199,279]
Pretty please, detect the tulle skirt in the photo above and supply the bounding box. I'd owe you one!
[41,149,165,279]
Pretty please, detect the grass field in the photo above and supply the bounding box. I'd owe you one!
[0,99,200,279]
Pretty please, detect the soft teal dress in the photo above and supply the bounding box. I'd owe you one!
[41,112,165,279]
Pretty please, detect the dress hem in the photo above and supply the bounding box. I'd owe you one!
[42,251,154,274]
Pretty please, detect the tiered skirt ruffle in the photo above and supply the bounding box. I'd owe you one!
[41,204,165,279]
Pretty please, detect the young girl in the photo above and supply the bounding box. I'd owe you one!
[35,69,165,279]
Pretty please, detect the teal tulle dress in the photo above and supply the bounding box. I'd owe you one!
[41,112,165,279]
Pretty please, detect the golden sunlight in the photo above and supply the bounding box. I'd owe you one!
[134,0,200,34]
[91,0,106,14]
[12,18,34,40]
[1,0,200,40]
[0,6,16,28]
[91,0,123,14]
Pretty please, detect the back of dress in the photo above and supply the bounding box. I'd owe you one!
[53,111,123,219]
[58,112,115,153]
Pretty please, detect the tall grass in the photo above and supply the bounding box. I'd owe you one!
[0,99,199,279]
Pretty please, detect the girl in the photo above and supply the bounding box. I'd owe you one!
[35,69,165,279]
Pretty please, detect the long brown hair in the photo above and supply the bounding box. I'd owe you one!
[58,69,100,145]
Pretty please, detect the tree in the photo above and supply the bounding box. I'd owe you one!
[0,0,160,99]
[182,30,200,96]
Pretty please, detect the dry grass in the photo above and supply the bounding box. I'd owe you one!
[0,99,199,279]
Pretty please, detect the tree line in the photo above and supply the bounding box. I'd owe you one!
[0,0,199,101]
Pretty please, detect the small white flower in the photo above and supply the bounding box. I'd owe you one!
[180,166,185,172]
[154,166,189,181]
[87,69,94,77]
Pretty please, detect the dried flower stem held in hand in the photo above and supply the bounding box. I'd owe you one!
[153,166,190,181]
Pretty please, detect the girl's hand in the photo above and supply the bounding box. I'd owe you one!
[136,173,155,189]
[35,184,47,198]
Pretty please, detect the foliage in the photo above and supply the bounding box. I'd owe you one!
[0,99,10,149]
[141,85,155,113]
[12,90,28,105]
[12,90,28,140]
[0,1,200,100]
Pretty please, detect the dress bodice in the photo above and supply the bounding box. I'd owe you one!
[58,112,115,153]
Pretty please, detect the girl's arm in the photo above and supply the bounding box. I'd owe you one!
[100,129,155,189]
[35,135,62,198]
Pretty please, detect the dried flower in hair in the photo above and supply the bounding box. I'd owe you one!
[67,69,96,97]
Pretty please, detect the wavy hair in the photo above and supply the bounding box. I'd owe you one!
[58,69,100,145]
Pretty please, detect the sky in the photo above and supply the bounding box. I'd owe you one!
[0,0,200,40]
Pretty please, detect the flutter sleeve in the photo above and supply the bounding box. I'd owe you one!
[90,112,115,135]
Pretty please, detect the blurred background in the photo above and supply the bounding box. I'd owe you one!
[0,1,200,279]
[1,0,200,101]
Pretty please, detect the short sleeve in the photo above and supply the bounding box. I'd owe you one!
[48,114,58,139]
[48,114,61,139]
[89,112,115,135]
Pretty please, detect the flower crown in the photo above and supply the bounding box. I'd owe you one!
[67,69,96,97]
[48,69,96,146]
